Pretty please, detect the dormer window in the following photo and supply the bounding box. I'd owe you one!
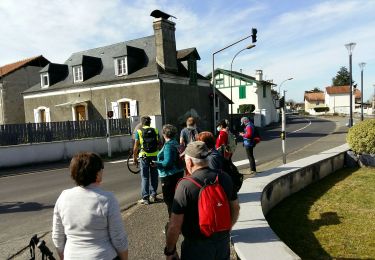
[73,65,83,83]
[40,73,49,88]
[114,56,127,76]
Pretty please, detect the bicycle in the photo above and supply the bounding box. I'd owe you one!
[126,151,154,174]
[126,150,141,174]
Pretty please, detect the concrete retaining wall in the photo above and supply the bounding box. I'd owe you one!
[231,144,349,260]
[0,135,132,168]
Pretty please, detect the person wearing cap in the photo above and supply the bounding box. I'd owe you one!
[164,141,240,260]
[197,131,223,171]
[239,116,257,174]
[133,116,160,205]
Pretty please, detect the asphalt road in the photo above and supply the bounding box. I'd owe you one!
[0,115,339,257]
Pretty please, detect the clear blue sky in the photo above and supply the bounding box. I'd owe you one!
[1,0,374,102]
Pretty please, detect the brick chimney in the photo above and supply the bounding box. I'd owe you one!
[255,70,263,81]
[152,15,178,72]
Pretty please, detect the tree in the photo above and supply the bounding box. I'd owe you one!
[332,66,354,86]
[312,87,322,92]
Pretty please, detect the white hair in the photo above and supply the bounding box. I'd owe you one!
[185,154,208,166]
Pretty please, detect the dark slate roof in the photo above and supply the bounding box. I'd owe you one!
[206,68,276,86]
[24,34,209,94]
[177,48,201,61]
[24,36,158,94]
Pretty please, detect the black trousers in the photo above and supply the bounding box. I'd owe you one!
[245,146,256,171]
[160,171,184,216]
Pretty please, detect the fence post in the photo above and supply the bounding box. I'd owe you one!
[67,121,72,140]
[27,123,33,144]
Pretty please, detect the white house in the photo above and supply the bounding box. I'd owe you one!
[325,85,360,114]
[208,69,278,127]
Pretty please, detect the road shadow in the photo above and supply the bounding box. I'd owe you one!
[0,201,54,214]
[266,167,355,259]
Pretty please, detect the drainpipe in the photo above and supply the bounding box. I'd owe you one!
[158,74,166,125]
[0,81,5,124]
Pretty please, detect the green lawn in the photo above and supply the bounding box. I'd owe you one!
[266,167,375,260]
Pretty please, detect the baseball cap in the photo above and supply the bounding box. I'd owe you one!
[183,141,210,159]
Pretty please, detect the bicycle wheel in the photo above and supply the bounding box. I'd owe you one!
[127,150,141,174]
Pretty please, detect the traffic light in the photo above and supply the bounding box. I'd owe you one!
[279,96,285,108]
[252,28,257,43]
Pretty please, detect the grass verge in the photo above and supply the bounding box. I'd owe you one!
[266,167,375,260]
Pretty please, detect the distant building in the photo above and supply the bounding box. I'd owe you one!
[22,10,229,131]
[207,69,277,127]
[304,90,325,115]
[325,85,360,114]
[0,56,50,124]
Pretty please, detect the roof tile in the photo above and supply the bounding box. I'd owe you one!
[0,56,42,77]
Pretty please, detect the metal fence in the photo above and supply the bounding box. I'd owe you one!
[0,119,131,146]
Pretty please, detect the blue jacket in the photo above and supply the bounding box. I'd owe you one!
[156,139,184,178]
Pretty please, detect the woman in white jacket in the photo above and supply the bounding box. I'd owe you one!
[52,152,128,260]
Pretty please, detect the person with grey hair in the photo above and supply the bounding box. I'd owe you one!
[154,124,184,217]
[240,116,257,174]
[164,141,240,260]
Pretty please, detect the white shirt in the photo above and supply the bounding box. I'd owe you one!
[52,184,128,259]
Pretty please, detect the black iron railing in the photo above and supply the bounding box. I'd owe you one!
[0,119,131,146]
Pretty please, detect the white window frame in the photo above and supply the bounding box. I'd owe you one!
[114,56,127,76]
[72,103,88,121]
[40,73,49,88]
[116,98,138,117]
[33,106,51,123]
[73,65,83,83]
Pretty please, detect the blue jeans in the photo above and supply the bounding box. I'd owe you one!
[140,156,158,200]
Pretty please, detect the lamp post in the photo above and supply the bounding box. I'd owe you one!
[279,78,293,164]
[230,44,256,129]
[278,78,293,96]
[212,32,256,133]
[345,42,356,127]
[358,62,366,121]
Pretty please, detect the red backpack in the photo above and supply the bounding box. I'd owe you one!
[183,174,231,237]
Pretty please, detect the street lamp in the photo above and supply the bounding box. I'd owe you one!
[278,78,293,96]
[212,31,257,132]
[358,62,366,121]
[345,42,356,127]
[230,44,256,129]
[279,78,293,164]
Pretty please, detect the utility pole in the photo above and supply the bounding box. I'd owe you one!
[281,90,287,164]
[105,98,112,158]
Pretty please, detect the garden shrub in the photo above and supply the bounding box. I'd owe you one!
[314,107,329,112]
[346,119,375,154]
[238,104,255,113]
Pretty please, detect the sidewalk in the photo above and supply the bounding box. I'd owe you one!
[6,117,348,260]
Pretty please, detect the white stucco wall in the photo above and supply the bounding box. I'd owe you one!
[0,135,132,169]
[325,93,355,114]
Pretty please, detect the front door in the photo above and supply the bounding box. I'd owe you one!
[75,105,86,121]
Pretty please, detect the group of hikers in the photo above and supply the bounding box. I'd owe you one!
[51,115,260,260]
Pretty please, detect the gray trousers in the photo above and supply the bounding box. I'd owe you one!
[181,232,230,260]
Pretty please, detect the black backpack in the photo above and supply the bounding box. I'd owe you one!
[222,158,243,193]
[141,127,158,153]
